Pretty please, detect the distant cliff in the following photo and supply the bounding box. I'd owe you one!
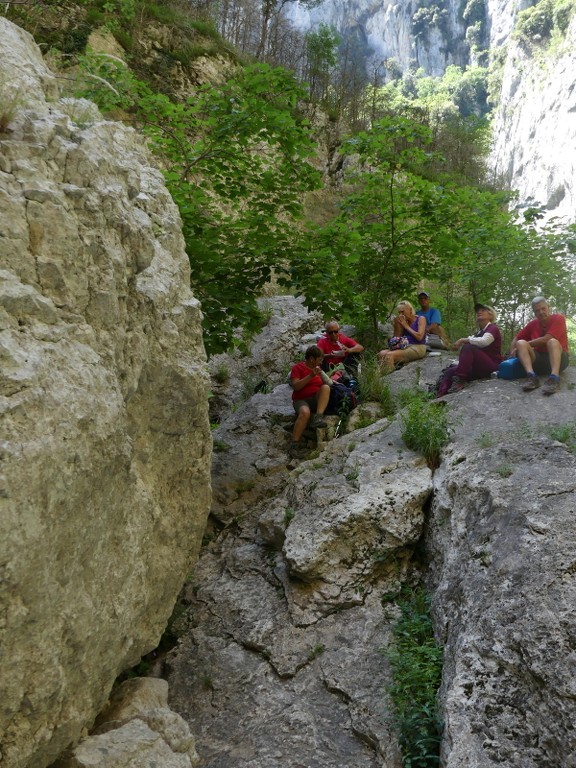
[290,0,576,223]
[491,15,576,221]
[0,19,211,768]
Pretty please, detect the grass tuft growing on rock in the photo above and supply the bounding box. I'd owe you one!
[356,356,395,414]
[383,585,443,767]
[399,389,450,469]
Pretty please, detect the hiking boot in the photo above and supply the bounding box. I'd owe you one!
[542,375,560,395]
[288,442,308,459]
[522,374,541,392]
[310,414,327,429]
[447,376,466,394]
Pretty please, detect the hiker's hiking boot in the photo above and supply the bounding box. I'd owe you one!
[288,442,308,459]
[542,375,560,395]
[310,414,327,429]
[447,376,466,394]
[522,374,540,392]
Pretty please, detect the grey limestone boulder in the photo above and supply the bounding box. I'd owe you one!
[0,19,211,768]
[427,366,576,767]
[56,678,200,768]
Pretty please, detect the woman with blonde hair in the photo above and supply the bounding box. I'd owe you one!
[378,300,427,371]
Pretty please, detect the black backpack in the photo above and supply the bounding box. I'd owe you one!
[326,381,357,416]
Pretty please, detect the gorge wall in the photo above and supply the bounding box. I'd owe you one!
[490,16,576,221]
[0,19,211,768]
[291,0,576,223]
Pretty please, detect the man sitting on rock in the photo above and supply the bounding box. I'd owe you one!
[317,320,364,373]
[417,291,450,348]
[288,345,332,458]
[510,295,570,395]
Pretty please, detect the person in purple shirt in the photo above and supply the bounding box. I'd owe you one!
[439,303,503,395]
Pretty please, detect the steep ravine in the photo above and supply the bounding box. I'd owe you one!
[164,314,576,767]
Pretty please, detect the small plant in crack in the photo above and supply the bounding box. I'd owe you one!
[382,584,443,767]
[308,644,325,661]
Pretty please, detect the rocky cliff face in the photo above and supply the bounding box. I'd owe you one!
[490,17,576,221]
[289,0,470,75]
[167,318,576,766]
[292,0,575,223]
[0,19,211,768]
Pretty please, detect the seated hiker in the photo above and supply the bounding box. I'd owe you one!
[317,320,364,373]
[288,345,332,458]
[378,301,427,371]
[510,295,570,395]
[437,303,502,396]
[417,291,450,348]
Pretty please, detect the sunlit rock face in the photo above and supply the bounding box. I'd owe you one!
[290,0,576,223]
[288,0,469,75]
[0,18,211,768]
[490,17,576,222]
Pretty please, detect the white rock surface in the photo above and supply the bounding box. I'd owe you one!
[491,19,576,222]
[0,19,211,768]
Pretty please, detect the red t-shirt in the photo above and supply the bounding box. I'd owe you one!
[290,361,323,400]
[516,314,569,353]
[317,333,357,366]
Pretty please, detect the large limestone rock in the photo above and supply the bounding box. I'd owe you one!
[168,362,437,766]
[171,333,576,766]
[426,366,576,766]
[0,19,211,768]
[56,679,200,768]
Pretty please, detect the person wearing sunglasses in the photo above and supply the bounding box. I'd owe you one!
[317,320,364,373]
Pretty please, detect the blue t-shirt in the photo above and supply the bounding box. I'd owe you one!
[417,307,441,326]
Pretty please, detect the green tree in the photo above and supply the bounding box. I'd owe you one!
[304,23,340,103]
[285,117,447,332]
[286,113,576,341]
[76,57,321,353]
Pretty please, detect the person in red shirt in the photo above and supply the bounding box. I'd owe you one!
[288,345,331,458]
[317,321,364,373]
[510,296,570,395]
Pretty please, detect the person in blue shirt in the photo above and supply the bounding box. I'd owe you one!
[416,291,449,348]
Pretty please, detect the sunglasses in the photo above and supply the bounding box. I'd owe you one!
[327,329,340,334]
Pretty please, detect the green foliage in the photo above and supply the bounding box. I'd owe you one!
[478,431,494,448]
[495,464,514,478]
[0,77,25,132]
[412,2,450,40]
[553,0,576,32]
[75,56,320,354]
[308,643,326,660]
[287,112,548,336]
[383,585,443,767]
[287,116,448,332]
[381,65,490,122]
[513,0,576,48]
[356,357,396,415]
[545,422,576,450]
[213,363,230,384]
[400,389,450,468]
[515,0,555,44]
[304,24,340,103]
